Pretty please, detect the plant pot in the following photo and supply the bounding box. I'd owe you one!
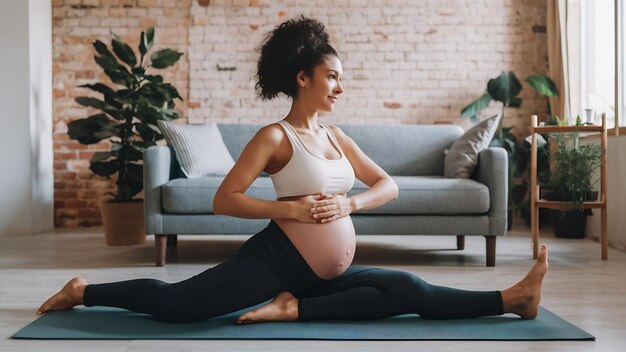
[553,210,588,239]
[99,199,145,246]
[544,190,598,239]
[540,188,562,201]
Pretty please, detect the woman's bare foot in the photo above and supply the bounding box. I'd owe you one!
[236,291,299,324]
[36,277,88,315]
[502,244,549,319]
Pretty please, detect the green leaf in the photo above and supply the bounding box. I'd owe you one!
[139,27,154,56]
[92,40,115,58]
[111,141,123,152]
[134,103,162,125]
[487,71,522,105]
[163,83,182,101]
[509,97,522,108]
[131,66,146,75]
[146,27,155,52]
[134,98,179,124]
[120,144,143,161]
[150,49,183,69]
[91,151,114,162]
[131,140,157,152]
[78,83,117,97]
[461,92,491,117]
[94,54,133,86]
[139,31,147,57]
[112,37,137,67]
[92,40,134,87]
[75,97,106,110]
[67,113,118,144]
[143,74,163,83]
[137,82,171,103]
[77,84,127,111]
[547,115,561,125]
[526,75,559,97]
[90,159,118,177]
[75,96,125,120]
[134,122,159,142]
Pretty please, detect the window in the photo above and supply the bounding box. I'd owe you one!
[567,0,617,128]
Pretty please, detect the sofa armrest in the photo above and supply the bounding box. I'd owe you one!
[471,147,508,236]
[143,145,172,235]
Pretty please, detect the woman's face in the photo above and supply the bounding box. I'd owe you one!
[297,55,344,112]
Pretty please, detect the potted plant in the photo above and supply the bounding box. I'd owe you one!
[461,71,558,229]
[541,116,602,238]
[67,27,183,245]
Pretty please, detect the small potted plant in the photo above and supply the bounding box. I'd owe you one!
[67,27,183,245]
[541,117,602,238]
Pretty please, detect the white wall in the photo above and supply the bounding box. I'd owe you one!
[587,135,626,251]
[0,0,53,236]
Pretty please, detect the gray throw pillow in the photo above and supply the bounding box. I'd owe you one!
[444,114,501,179]
[157,120,236,178]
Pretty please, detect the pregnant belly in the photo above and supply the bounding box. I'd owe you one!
[273,216,356,280]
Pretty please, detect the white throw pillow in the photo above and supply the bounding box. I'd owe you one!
[157,120,236,178]
[444,114,501,179]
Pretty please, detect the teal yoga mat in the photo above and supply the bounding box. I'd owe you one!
[12,304,594,341]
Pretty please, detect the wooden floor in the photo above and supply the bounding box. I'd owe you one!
[1,222,624,352]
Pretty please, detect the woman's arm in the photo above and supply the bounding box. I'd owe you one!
[350,177,398,212]
[329,125,399,212]
[213,125,295,219]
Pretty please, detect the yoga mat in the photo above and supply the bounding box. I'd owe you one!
[12,304,594,341]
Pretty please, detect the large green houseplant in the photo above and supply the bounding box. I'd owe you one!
[541,117,602,238]
[461,71,558,229]
[68,27,183,245]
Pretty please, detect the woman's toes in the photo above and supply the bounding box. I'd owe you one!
[236,314,247,324]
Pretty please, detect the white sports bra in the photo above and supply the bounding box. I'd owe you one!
[268,120,356,198]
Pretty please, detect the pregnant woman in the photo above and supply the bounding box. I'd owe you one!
[37,16,548,324]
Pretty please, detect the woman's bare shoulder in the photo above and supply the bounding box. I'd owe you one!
[251,123,285,147]
[326,125,353,148]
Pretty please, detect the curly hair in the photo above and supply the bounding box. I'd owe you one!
[255,15,339,100]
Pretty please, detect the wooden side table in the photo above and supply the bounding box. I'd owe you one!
[530,114,608,260]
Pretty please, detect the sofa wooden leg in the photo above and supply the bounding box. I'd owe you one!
[456,235,465,250]
[156,235,167,267]
[166,234,178,247]
[485,236,496,267]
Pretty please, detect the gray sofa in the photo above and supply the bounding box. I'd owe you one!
[144,123,508,267]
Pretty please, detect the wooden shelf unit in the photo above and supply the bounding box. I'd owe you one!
[530,114,608,260]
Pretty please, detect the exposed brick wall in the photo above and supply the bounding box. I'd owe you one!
[53,0,548,227]
[187,0,548,130]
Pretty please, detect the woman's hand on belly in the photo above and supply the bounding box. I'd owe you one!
[284,194,330,223]
[310,193,355,224]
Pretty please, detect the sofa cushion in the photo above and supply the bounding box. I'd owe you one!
[348,176,490,215]
[162,176,276,214]
[162,175,489,215]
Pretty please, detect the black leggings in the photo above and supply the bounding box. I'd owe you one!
[84,220,504,323]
